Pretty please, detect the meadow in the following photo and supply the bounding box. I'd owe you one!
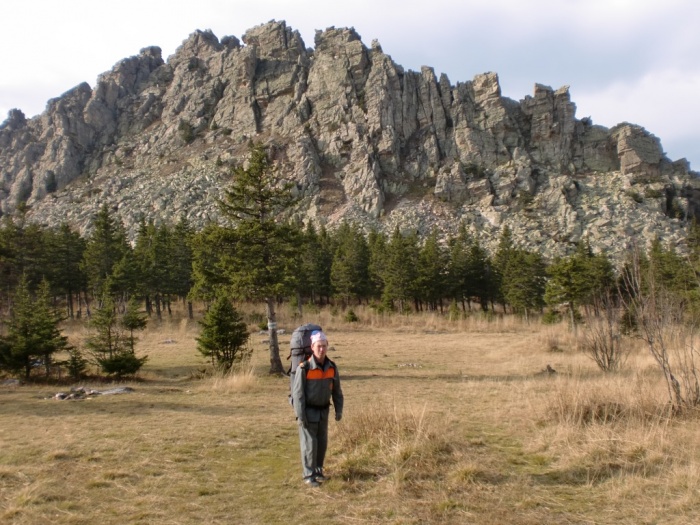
[1,307,698,524]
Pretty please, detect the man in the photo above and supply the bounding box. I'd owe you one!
[292,330,344,487]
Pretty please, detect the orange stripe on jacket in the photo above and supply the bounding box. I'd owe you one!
[306,367,335,380]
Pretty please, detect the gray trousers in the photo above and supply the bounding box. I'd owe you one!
[298,412,329,479]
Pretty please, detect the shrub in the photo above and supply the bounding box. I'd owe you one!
[448,300,462,322]
[542,309,562,325]
[644,188,663,199]
[344,309,359,323]
[96,352,148,378]
[197,296,250,371]
[63,348,89,381]
[178,119,195,144]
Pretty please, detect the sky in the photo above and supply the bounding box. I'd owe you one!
[1,0,699,170]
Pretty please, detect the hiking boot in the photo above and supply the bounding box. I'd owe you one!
[304,477,320,488]
[314,469,327,482]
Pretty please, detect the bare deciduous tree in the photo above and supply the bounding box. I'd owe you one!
[581,291,628,372]
[621,248,700,411]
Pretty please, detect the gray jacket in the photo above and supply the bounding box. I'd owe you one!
[292,356,343,423]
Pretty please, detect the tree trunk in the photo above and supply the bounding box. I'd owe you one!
[67,290,74,319]
[569,301,577,335]
[266,297,285,374]
[187,301,194,320]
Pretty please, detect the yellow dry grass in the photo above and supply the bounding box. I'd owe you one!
[1,307,699,524]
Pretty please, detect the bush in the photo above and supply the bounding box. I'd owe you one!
[178,120,195,144]
[448,300,462,322]
[542,309,562,325]
[63,348,89,381]
[96,352,148,378]
[344,309,359,323]
[627,190,643,203]
[644,188,663,199]
[247,312,267,331]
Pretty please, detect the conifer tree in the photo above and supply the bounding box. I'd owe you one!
[381,226,419,312]
[416,229,448,311]
[82,205,129,298]
[0,276,70,379]
[217,143,299,374]
[0,214,47,298]
[196,296,249,370]
[171,216,195,316]
[121,297,148,352]
[493,225,515,310]
[189,224,238,308]
[86,293,147,377]
[367,228,388,302]
[466,237,493,311]
[545,242,614,328]
[43,223,87,318]
[446,225,472,311]
[331,223,370,305]
[501,249,547,321]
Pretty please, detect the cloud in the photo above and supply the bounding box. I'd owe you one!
[575,68,700,167]
[2,0,699,168]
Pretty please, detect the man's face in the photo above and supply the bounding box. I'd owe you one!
[312,340,328,363]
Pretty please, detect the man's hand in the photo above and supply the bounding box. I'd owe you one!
[335,413,342,422]
[299,417,309,429]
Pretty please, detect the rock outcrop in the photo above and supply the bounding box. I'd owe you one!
[1,20,698,261]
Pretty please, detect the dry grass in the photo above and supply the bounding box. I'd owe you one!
[203,366,259,394]
[1,308,699,524]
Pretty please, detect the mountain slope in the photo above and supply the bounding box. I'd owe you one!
[1,20,697,260]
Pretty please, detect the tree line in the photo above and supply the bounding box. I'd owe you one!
[4,209,696,321]
[2,144,700,378]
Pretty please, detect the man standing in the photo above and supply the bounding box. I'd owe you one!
[292,330,344,487]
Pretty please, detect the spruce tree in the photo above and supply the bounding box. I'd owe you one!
[381,226,419,312]
[466,238,493,311]
[121,297,148,352]
[416,229,448,311]
[502,250,547,321]
[217,143,300,374]
[544,242,614,328]
[43,223,87,319]
[331,223,370,305]
[189,224,231,304]
[0,276,70,379]
[446,225,472,311]
[196,296,249,370]
[86,293,147,378]
[493,225,515,310]
[82,205,129,297]
[171,216,195,317]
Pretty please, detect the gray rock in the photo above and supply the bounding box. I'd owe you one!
[1,20,697,264]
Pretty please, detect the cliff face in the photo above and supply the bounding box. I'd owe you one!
[1,21,697,260]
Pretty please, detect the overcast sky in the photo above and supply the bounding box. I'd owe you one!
[1,0,698,169]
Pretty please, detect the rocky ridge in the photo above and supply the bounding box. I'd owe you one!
[1,21,698,261]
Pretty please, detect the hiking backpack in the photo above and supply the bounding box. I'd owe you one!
[288,323,322,377]
[287,323,323,408]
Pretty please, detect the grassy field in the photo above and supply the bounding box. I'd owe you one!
[1,308,699,524]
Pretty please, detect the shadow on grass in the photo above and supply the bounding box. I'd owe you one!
[0,396,243,418]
